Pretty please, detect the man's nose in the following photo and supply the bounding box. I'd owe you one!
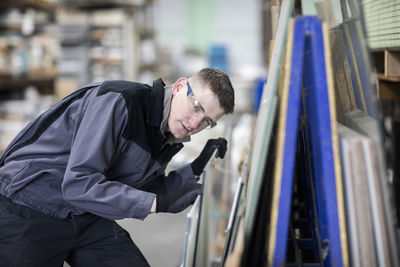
[189,115,203,130]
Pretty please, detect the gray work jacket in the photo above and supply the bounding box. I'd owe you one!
[0,79,195,220]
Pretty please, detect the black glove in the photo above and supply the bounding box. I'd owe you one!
[191,138,228,176]
[156,182,202,213]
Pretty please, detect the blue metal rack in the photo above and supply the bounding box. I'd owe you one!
[267,16,348,267]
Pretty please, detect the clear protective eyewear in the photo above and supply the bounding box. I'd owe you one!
[187,82,217,129]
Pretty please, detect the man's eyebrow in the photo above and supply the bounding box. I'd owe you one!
[196,99,206,112]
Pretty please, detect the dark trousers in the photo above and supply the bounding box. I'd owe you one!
[0,195,150,267]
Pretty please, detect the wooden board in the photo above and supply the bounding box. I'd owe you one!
[329,28,358,123]
[338,123,377,267]
[267,17,299,266]
[385,50,400,76]
[342,20,378,118]
[344,110,400,266]
[376,78,400,100]
[363,140,393,267]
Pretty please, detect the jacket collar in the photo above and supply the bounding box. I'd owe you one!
[147,78,165,127]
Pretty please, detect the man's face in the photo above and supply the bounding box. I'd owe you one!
[168,78,225,139]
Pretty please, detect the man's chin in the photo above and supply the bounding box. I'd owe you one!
[170,123,192,139]
[171,128,188,139]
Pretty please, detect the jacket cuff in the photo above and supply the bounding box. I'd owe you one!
[133,192,157,220]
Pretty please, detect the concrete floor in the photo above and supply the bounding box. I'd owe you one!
[117,210,190,267]
[63,210,189,267]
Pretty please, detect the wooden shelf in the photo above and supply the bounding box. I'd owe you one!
[90,57,123,64]
[0,76,55,92]
[376,73,400,83]
[61,0,148,10]
[0,0,57,12]
[376,73,400,100]
[0,24,22,33]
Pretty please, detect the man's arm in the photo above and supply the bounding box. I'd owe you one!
[62,91,156,220]
[147,138,227,213]
[142,138,227,195]
[139,164,196,195]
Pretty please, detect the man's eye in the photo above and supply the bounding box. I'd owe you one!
[193,101,202,112]
[204,118,212,126]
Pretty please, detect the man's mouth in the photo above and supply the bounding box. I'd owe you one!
[181,122,190,133]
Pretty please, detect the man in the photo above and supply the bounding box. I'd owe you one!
[0,68,235,266]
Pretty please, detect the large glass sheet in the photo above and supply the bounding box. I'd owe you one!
[244,0,293,244]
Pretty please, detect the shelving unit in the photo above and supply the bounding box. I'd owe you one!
[0,76,54,96]
[363,0,400,225]
[0,0,59,152]
[0,0,59,96]
[88,9,133,82]
[0,0,57,12]
[58,0,156,84]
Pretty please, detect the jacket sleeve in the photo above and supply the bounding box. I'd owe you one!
[62,90,156,220]
[140,164,197,195]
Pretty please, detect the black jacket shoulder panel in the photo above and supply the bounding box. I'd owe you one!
[97,80,152,97]
[97,80,166,157]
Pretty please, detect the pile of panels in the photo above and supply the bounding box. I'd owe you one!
[362,0,400,49]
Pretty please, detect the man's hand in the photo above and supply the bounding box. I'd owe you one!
[191,138,227,176]
[156,182,202,213]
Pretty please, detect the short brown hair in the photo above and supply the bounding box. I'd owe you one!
[193,68,235,114]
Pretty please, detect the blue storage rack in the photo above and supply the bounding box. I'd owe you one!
[267,16,348,267]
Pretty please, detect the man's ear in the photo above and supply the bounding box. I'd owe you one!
[172,78,187,95]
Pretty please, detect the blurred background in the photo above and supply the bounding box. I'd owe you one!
[0,0,267,266]
[0,0,267,162]
[2,0,400,266]
[0,0,268,137]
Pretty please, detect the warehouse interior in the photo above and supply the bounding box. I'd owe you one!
[1,0,400,266]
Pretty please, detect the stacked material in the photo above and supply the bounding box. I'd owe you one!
[361,0,400,49]
[182,1,400,267]
[60,0,147,9]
